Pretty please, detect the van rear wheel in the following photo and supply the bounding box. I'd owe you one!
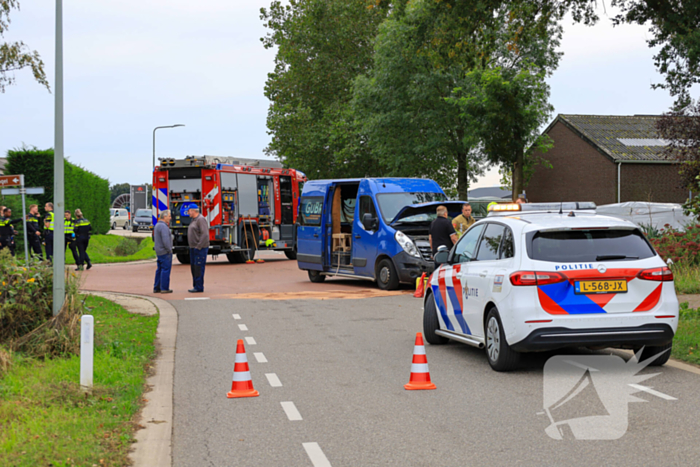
[176,253,191,265]
[308,270,326,283]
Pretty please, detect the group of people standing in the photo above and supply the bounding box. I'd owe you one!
[153,206,209,294]
[0,202,92,270]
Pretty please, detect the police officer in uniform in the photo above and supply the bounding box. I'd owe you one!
[44,202,55,262]
[26,204,43,259]
[63,211,80,265]
[73,209,92,271]
[0,207,22,256]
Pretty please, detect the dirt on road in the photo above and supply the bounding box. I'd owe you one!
[80,251,414,300]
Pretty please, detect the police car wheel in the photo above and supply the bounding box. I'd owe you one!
[308,270,326,283]
[485,308,520,372]
[423,294,448,345]
[635,342,672,366]
[376,259,399,290]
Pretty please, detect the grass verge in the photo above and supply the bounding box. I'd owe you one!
[64,235,155,265]
[0,295,158,466]
[672,263,700,295]
[672,302,700,366]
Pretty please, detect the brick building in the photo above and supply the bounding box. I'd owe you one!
[526,114,687,205]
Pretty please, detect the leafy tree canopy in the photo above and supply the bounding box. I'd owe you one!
[0,0,49,93]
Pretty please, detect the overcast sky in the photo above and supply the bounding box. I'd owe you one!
[0,1,688,189]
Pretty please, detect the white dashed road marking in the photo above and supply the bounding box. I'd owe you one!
[238,324,248,331]
[254,352,267,363]
[232,314,241,320]
[629,384,677,400]
[265,373,282,387]
[303,442,332,467]
[245,336,256,345]
[281,401,303,421]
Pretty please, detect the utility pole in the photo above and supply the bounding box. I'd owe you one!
[53,0,65,316]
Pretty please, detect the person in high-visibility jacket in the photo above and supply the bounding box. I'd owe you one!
[73,209,92,271]
[63,211,80,265]
[44,202,55,262]
[0,207,22,256]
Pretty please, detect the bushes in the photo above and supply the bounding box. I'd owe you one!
[4,147,111,234]
[114,237,140,256]
[648,224,700,265]
[0,249,83,360]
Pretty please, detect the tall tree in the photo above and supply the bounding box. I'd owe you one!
[0,0,48,93]
[612,0,700,108]
[260,0,390,179]
[656,100,700,190]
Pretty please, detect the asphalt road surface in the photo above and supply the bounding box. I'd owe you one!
[171,294,700,467]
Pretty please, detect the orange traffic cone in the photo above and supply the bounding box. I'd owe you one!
[404,333,436,390]
[413,273,427,298]
[227,339,259,398]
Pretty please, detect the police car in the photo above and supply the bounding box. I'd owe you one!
[423,202,679,371]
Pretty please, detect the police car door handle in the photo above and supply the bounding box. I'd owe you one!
[479,271,488,277]
[455,272,463,279]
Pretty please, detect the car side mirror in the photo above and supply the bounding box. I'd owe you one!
[362,213,377,231]
[434,248,450,266]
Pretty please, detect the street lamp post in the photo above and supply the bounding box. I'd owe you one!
[152,124,185,169]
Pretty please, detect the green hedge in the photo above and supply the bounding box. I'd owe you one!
[4,148,110,234]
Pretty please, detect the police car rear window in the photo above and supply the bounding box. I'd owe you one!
[528,229,655,262]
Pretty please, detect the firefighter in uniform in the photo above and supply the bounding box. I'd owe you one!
[63,211,80,265]
[0,207,22,256]
[44,202,55,262]
[26,204,43,258]
[73,209,92,271]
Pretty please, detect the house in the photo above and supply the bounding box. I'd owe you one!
[0,157,6,174]
[467,186,511,200]
[526,114,688,206]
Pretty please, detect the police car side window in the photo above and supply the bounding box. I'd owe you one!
[475,223,505,261]
[499,227,514,259]
[453,224,485,263]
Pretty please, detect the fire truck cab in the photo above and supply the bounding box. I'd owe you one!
[152,156,306,264]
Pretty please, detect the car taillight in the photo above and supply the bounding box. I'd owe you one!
[510,271,567,286]
[637,267,673,282]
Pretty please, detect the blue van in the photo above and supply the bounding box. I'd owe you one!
[296,178,465,290]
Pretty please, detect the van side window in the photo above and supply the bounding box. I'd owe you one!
[300,197,323,226]
[475,223,505,261]
[359,196,377,224]
[499,227,515,259]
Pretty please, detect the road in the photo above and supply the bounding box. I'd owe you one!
[170,294,700,467]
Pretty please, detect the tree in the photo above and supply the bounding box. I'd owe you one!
[656,99,700,189]
[612,0,700,108]
[260,0,390,179]
[0,0,49,93]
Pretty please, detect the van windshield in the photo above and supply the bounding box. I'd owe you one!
[376,192,447,223]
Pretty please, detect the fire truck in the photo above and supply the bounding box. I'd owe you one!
[152,156,307,264]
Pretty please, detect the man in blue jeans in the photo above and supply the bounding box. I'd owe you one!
[187,206,210,293]
[153,210,173,294]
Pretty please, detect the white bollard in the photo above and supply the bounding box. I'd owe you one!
[80,315,94,392]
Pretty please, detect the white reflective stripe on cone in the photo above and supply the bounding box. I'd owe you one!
[235,353,249,363]
[233,371,252,382]
[413,345,426,355]
[410,363,430,373]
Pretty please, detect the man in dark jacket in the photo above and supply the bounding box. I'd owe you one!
[187,207,209,293]
[0,207,22,256]
[26,204,43,259]
[429,205,458,258]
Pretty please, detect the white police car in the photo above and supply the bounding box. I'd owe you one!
[423,202,679,371]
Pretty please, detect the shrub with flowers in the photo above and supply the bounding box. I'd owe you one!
[0,249,83,358]
[647,223,700,265]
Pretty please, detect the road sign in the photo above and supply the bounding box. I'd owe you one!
[0,175,22,188]
[1,187,45,195]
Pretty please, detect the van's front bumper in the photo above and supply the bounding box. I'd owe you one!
[392,251,435,284]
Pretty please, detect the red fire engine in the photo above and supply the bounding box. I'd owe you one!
[152,156,306,264]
